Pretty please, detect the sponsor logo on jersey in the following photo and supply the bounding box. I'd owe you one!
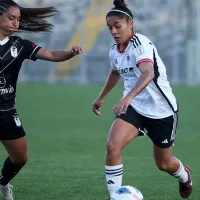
[0,77,14,95]
[118,67,134,74]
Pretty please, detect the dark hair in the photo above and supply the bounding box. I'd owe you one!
[106,0,134,21]
[0,0,58,33]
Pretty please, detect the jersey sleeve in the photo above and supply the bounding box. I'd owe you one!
[22,39,41,61]
[132,35,154,67]
[109,46,118,70]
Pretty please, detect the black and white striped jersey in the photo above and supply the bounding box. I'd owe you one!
[109,33,177,119]
[0,36,41,110]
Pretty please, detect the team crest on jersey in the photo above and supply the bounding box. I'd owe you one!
[10,45,18,58]
[126,53,130,63]
[136,45,145,55]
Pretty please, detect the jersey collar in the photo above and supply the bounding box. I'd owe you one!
[0,37,9,46]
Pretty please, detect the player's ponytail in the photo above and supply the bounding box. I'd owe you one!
[106,0,133,21]
[19,7,57,33]
[113,0,127,8]
[0,0,57,33]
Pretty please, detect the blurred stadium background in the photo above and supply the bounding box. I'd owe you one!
[1,1,200,200]
[15,0,200,85]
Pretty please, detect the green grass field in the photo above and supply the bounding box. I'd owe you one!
[0,84,200,200]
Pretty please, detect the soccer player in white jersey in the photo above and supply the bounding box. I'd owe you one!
[92,0,192,199]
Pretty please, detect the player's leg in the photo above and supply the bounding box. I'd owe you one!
[106,118,138,196]
[105,106,144,197]
[0,137,28,185]
[146,113,192,198]
[153,145,192,198]
[0,111,27,200]
[0,137,28,200]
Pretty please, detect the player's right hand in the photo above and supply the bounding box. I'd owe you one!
[92,98,104,116]
[70,45,83,56]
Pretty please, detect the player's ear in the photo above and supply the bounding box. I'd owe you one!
[128,19,133,30]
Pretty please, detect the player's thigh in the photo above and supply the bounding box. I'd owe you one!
[107,106,144,151]
[153,144,173,167]
[1,136,28,163]
[0,110,27,163]
[145,113,178,149]
[107,118,138,151]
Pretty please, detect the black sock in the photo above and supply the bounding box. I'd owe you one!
[0,157,23,186]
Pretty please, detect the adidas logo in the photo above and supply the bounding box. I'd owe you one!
[107,180,115,184]
[162,139,168,144]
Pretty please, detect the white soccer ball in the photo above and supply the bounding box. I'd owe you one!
[111,185,144,200]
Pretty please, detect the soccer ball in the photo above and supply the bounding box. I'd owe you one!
[111,185,144,200]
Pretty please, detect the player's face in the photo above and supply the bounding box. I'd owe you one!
[107,16,133,44]
[0,6,20,37]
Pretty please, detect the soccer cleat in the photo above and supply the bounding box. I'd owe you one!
[179,165,192,199]
[0,184,14,200]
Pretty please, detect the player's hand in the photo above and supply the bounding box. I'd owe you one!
[113,94,133,115]
[70,45,83,56]
[92,97,104,116]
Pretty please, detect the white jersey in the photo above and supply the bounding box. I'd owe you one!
[109,33,178,119]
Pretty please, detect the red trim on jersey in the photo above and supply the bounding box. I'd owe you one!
[32,43,36,48]
[117,31,135,53]
[136,58,154,67]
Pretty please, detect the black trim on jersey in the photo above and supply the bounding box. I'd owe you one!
[130,39,137,48]
[132,38,140,47]
[152,49,178,113]
[131,35,142,48]
[110,44,117,51]
[130,35,142,48]
[111,44,117,48]
[133,35,142,45]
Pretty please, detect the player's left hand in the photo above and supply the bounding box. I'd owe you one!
[70,45,83,56]
[113,94,133,115]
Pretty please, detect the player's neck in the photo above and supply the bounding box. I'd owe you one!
[119,41,129,51]
[0,33,9,41]
[118,33,133,51]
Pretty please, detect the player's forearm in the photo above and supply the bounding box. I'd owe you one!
[99,70,120,99]
[51,50,74,62]
[128,67,154,99]
[36,48,75,62]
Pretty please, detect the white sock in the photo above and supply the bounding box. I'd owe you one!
[171,161,188,183]
[105,164,123,196]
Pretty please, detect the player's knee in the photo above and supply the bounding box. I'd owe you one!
[12,153,28,166]
[106,141,120,156]
[156,162,170,172]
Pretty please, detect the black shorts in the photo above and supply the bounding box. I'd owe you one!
[0,109,26,140]
[116,106,178,148]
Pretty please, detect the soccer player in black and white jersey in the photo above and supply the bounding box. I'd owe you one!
[0,1,83,199]
[92,0,192,199]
